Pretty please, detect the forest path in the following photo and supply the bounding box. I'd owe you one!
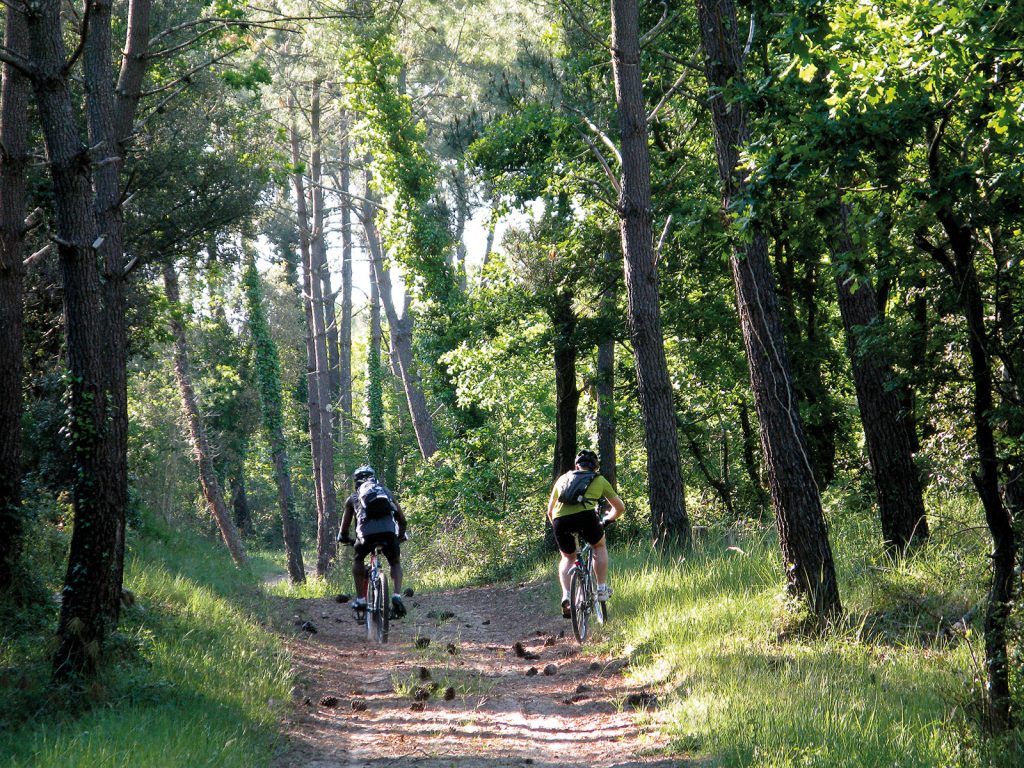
[271,579,696,767]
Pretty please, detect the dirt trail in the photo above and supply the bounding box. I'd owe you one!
[272,580,693,768]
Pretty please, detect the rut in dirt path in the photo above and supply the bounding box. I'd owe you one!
[273,580,697,768]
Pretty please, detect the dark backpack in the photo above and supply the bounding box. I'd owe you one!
[357,479,396,520]
[557,470,597,505]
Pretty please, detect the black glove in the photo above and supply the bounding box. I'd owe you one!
[338,534,355,545]
[600,515,615,529]
[399,532,409,543]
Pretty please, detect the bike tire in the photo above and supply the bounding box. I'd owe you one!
[377,572,390,643]
[569,567,588,643]
[365,575,378,642]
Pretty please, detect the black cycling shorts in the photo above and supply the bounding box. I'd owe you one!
[354,532,400,566]
[551,509,604,555]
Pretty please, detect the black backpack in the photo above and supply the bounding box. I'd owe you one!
[357,479,397,520]
[557,470,597,505]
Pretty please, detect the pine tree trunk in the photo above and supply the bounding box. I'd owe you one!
[307,85,338,574]
[339,122,354,442]
[367,247,386,472]
[551,289,579,478]
[229,474,252,535]
[163,265,247,566]
[695,0,841,617]
[596,252,617,488]
[242,255,305,584]
[362,175,439,460]
[829,201,927,552]
[610,0,689,548]
[290,103,336,575]
[0,3,30,592]
[25,0,121,680]
[738,397,770,510]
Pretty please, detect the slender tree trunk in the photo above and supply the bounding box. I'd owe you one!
[229,474,251,535]
[163,265,247,566]
[829,200,927,552]
[738,397,770,510]
[290,100,336,575]
[310,84,342,439]
[242,255,305,583]
[307,84,338,573]
[596,252,617,488]
[453,169,470,292]
[922,149,1016,727]
[551,289,580,478]
[339,122,354,442]
[610,0,689,548]
[362,172,439,460]
[695,0,841,617]
[0,3,30,592]
[367,246,386,472]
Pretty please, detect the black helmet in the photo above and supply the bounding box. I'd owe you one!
[353,465,376,486]
[575,450,598,469]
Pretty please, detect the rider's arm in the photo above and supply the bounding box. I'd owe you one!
[393,501,408,539]
[604,495,625,521]
[546,485,558,522]
[338,497,355,542]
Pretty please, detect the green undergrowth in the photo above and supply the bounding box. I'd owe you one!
[595,496,1023,767]
[0,520,292,768]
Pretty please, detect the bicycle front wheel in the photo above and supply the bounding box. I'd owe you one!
[368,571,389,643]
[569,567,589,643]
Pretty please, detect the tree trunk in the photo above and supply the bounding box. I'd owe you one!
[163,265,247,566]
[307,84,338,573]
[242,254,305,584]
[290,100,336,576]
[339,120,354,442]
[367,245,386,472]
[610,0,689,548]
[310,83,342,439]
[362,173,439,461]
[25,0,121,680]
[695,0,841,617]
[738,397,770,510]
[0,2,30,592]
[829,201,928,552]
[596,252,617,488]
[453,169,470,292]
[229,474,251,536]
[551,289,580,478]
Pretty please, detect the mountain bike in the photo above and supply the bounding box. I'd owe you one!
[568,538,608,643]
[342,541,390,644]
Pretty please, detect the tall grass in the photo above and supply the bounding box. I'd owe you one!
[0,522,292,768]
[594,496,1022,767]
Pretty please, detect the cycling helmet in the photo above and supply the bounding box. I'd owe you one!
[575,449,598,469]
[352,465,376,486]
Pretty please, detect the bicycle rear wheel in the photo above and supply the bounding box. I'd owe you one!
[569,567,589,642]
[366,570,390,643]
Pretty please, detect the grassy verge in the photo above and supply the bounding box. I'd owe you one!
[592,496,1022,767]
[0,522,292,768]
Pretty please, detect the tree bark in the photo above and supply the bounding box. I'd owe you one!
[738,397,770,510]
[551,289,580,478]
[307,84,338,573]
[25,0,121,680]
[694,0,841,617]
[242,254,305,584]
[367,239,386,472]
[163,265,247,566]
[229,474,251,536]
[596,252,617,488]
[362,173,439,461]
[290,99,336,575]
[829,201,928,552]
[610,0,689,548]
[339,120,354,442]
[0,2,30,592]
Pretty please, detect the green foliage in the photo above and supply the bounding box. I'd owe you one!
[0,515,291,767]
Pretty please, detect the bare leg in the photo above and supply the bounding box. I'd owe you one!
[389,559,403,595]
[558,551,575,598]
[352,558,367,599]
[592,536,609,584]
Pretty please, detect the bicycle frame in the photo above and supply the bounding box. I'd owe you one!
[568,540,606,642]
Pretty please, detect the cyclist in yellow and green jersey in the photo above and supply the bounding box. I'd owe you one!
[546,449,625,617]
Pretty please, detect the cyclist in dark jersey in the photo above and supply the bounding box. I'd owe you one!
[546,450,624,617]
[337,465,409,618]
